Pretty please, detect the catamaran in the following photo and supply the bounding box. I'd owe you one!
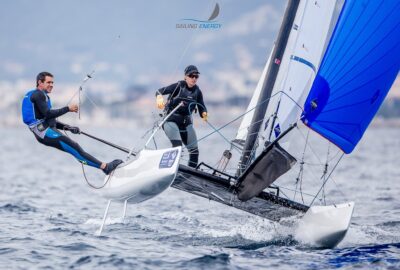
[85,0,399,247]
[171,0,399,247]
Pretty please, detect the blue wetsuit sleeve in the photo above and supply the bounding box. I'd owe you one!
[31,90,69,120]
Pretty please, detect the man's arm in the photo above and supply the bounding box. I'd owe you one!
[31,90,69,119]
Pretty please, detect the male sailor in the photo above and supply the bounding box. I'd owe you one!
[22,71,122,174]
[156,65,208,168]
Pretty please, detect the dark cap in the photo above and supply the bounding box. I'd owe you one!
[184,65,200,75]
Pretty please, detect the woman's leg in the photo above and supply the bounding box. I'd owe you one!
[185,124,199,168]
[163,121,182,147]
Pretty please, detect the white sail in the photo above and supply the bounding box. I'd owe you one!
[235,0,338,152]
[235,48,273,142]
[262,0,338,149]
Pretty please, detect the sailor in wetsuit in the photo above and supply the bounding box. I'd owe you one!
[156,65,208,168]
[21,71,122,174]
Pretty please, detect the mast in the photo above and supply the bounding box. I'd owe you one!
[237,0,300,176]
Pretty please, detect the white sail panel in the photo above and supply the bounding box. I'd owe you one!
[263,0,338,148]
[235,49,273,142]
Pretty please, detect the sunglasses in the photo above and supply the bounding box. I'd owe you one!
[188,74,199,79]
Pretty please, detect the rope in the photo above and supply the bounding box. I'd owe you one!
[291,125,350,203]
[81,164,115,190]
[179,91,291,151]
[61,127,117,189]
[309,152,345,207]
[294,128,309,203]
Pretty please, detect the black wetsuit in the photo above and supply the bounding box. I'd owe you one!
[158,80,207,118]
[157,81,207,167]
[29,90,102,168]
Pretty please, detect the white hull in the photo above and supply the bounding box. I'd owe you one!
[98,147,182,203]
[295,202,354,248]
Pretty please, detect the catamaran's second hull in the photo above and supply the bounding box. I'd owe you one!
[172,165,354,248]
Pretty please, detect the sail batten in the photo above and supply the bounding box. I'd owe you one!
[303,0,400,154]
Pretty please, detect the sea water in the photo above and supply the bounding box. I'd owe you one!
[1,125,399,269]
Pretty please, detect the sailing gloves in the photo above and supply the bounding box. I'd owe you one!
[156,95,165,109]
[157,94,208,122]
[64,125,80,134]
[202,112,208,122]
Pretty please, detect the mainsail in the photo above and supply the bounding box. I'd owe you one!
[235,0,339,200]
[236,0,338,169]
[303,0,400,154]
[262,0,338,146]
[236,0,301,175]
[234,49,273,145]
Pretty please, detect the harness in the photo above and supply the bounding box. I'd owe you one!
[21,89,52,138]
[165,81,199,128]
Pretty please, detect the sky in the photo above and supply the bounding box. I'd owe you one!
[0,0,398,126]
[0,0,285,86]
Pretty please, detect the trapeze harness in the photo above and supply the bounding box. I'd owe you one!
[159,81,207,168]
[21,89,102,168]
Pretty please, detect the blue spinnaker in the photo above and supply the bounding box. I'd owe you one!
[302,0,400,153]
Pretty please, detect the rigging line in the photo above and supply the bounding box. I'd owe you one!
[61,127,115,189]
[166,1,215,82]
[80,87,101,110]
[309,152,345,207]
[66,71,95,105]
[294,124,325,166]
[236,118,265,134]
[278,90,306,112]
[141,116,162,140]
[190,91,300,146]
[269,186,291,201]
[321,142,332,205]
[67,35,123,126]
[267,98,281,142]
[294,127,309,203]
[173,90,306,163]
[81,163,115,190]
[293,125,342,188]
[182,102,243,153]
[276,185,316,199]
[206,120,242,153]
[329,4,400,86]
[247,132,263,161]
[327,175,349,202]
[294,125,344,164]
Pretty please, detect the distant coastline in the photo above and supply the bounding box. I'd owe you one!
[4,116,400,128]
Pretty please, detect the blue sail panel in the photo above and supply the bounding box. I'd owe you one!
[302,0,400,154]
